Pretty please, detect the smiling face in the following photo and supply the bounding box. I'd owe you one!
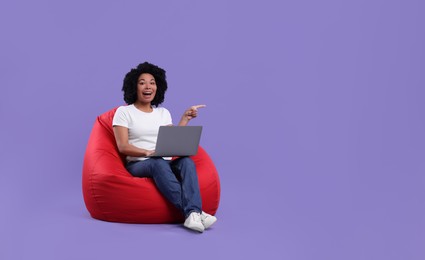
[136,73,157,106]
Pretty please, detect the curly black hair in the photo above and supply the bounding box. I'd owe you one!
[122,62,168,106]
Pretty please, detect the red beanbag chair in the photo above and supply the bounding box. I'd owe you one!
[82,107,221,223]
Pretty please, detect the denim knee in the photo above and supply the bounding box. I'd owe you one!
[175,157,195,168]
[148,158,171,174]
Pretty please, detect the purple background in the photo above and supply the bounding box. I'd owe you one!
[1,0,424,259]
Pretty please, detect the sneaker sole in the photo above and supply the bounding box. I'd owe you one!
[184,224,204,233]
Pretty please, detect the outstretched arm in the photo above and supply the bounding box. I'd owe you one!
[178,104,206,126]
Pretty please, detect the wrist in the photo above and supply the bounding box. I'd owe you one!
[179,117,189,126]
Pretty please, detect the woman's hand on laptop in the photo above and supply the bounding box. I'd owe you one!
[179,105,206,126]
[144,149,156,157]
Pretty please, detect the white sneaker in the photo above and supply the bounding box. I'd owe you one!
[184,212,205,233]
[200,211,217,229]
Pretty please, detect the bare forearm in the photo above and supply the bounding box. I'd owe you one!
[113,126,154,157]
[117,143,151,157]
[178,117,189,126]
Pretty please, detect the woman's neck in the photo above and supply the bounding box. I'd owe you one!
[134,102,153,113]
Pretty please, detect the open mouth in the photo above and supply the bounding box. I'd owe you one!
[142,91,153,97]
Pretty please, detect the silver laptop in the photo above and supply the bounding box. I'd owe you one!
[148,126,202,157]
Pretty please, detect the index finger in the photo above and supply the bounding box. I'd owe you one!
[192,104,206,110]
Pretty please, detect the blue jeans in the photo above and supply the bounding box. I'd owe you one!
[126,157,202,218]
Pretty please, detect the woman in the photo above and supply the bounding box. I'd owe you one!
[112,62,217,233]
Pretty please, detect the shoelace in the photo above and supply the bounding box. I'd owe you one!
[193,213,202,222]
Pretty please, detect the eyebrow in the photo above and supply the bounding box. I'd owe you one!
[139,78,155,82]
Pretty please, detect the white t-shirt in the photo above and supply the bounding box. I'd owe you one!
[112,104,173,162]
